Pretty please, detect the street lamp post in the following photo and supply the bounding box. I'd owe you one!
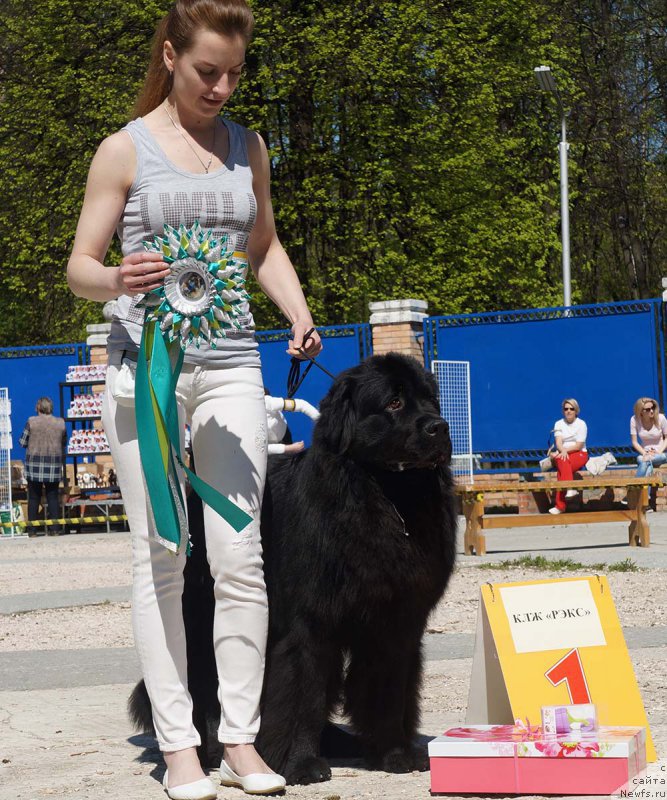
[534,65,571,308]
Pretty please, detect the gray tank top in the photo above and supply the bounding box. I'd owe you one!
[107,116,260,368]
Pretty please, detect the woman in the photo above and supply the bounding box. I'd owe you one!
[549,398,588,514]
[67,1,320,797]
[631,397,667,477]
[18,397,67,536]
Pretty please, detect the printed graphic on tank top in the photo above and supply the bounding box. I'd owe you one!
[109,116,260,366]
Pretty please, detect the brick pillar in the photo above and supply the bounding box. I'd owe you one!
[86,323,111,366]
[369,299,428,363]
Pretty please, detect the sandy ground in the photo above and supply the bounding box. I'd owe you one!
[0,536,129,596]
[2,541,666,650]
[1,532,666,800]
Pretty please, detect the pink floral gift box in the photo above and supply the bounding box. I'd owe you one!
[428,724,646,795]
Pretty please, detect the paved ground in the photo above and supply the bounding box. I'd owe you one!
[1,518,667,800]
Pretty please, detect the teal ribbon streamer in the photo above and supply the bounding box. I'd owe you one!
[135,313,253,554]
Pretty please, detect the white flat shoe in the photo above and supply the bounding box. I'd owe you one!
[548,506,562,515]
[219,759,286,795]
[565,489,579,498]
[162,770,218,800]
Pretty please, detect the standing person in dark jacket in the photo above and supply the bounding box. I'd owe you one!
[19,397,66,536]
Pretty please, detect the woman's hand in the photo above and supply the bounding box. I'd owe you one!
[287,322,322,358]
[283,441,305,454]
[114,252,170,296]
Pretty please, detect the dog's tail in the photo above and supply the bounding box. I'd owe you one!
[128,680,155,735]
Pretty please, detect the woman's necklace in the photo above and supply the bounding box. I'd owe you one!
[163,102,217,173]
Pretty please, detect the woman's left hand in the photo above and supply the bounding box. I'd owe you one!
[288,322,322,358]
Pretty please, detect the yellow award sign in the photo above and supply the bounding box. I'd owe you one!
[465,576,656,761]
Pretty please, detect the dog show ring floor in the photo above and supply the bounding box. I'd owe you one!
[1,519,667,800]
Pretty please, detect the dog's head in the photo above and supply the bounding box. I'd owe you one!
[313,353,452,470]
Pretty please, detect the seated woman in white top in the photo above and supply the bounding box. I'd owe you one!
[549,398,589,514]
[631,397,667,477]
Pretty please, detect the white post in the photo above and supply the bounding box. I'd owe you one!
[559,114,571,308]
[534,66,572,308]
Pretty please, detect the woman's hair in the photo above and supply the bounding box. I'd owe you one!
[634,397,660,419]
[36,397,53,414]
[561,398,580,416]
[133,0,254,118]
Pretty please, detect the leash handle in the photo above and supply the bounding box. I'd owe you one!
[286,328,336,398]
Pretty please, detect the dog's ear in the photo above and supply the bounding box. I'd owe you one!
[314,374,357,454]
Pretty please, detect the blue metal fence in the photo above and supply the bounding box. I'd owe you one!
[424,300,666,470]
[6,302,664,472]
[0,343,89,461]
[0,324,371,460]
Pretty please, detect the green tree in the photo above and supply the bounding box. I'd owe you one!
[231,0,571,325]
[558,0,667,300]
[0,0,165,346]
[0,0,664,345]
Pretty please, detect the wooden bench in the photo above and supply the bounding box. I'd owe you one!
[456,476,664,556]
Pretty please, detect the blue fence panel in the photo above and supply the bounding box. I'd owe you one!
[0,343,89,461]
[424,300,666,463]
[258,323,372,446]
[0,326,371,461]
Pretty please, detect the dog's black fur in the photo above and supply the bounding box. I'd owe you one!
[129,353,457,784]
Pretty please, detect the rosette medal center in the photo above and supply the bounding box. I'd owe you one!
[165,258,215,316]
[138,221,251,350]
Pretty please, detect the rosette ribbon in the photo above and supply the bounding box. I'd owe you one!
[134,222,254,554]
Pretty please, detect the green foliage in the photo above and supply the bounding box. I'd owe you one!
[233,0,570,327]
[478,554,640,572]
[0,0,168,345]
[558,0,667,301]
[0,0,664,343]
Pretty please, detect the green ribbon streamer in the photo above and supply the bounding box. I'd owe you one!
[135,312,253,554]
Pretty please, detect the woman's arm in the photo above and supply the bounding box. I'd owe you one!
[631,433,646,456]
[67,132,169,302]
[246,131,321,357]
[19,422,29,449]
[555,437,584,456]
[567,419,587,454]
[652,414,667,454]
[553,432,568,460]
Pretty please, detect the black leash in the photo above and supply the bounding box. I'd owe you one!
[286,327,337,398]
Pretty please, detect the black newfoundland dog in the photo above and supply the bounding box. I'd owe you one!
[130,353,457,785]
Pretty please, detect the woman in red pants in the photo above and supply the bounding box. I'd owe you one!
[549,398,588,514]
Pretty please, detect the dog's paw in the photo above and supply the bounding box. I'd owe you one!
[285,756,332,785]
[374,747,414,774]
[411,746,430,772]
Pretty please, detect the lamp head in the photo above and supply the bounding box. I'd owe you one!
[534,65,558,93]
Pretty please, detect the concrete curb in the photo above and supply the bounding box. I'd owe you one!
[4,626,667,692]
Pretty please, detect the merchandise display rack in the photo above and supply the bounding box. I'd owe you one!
[59,368,125,533]
[0,387,19,537]
[59,377,113,490]
[59,378,110,466]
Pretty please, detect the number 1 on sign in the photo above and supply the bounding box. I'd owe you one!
[545,648,592,703]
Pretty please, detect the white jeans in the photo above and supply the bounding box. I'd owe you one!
[103,356,268,751]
